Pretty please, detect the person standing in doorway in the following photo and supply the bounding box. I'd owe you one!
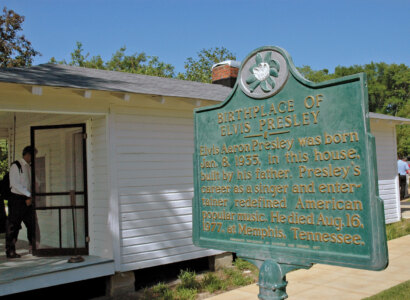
[397,155,410,201]
[5,146,36,258]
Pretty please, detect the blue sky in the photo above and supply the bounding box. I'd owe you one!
[3,0,409,74]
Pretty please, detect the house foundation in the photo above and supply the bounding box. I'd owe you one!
[208,252,233,271]
[105,271,135,297]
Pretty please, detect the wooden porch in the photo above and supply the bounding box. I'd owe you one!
[0,235,114,296]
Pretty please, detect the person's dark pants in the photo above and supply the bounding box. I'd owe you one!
[0,199,6,234]
[399,175,407,200]
[5,193,34,254]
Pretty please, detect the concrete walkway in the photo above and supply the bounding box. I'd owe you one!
[208,234,410,300]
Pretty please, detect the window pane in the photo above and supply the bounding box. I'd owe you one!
[61,208,86,248]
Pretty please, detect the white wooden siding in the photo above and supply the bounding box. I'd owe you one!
[88,116,112,258]
[113,107,220,272]
[371,121,400,224]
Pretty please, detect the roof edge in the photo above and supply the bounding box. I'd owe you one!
[369,112,410,123]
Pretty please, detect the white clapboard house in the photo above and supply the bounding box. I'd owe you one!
[0,62,408,296]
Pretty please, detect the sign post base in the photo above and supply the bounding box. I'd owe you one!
[240,256,312,300]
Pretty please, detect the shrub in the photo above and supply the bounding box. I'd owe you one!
[177,270,200,290]
[174,288,197,300]
[233,258,257,271]
[151,282,174,300]
[224,268,254,287]
[201,272,226,293]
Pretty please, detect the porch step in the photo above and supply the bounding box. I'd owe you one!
[0,255,114,296]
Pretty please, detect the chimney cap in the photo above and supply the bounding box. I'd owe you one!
[211,60,241,70]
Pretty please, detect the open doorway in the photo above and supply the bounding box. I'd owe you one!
[0,111,114,296]
[31,124,88,256]
[0,111,97,260]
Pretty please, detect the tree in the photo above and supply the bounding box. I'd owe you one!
[0,7,39,67]
[50,42,175,78]
[0,140,8,180]
[105,46,175,77]
[178,47,236,83]
[396,91,410,157]
[298,62,409,156]
[297,66,334,83]
[69,41,89,67]
[397,125,410,158]
[50,44,237,82]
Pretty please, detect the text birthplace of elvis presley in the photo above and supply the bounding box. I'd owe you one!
[193,46,388,270]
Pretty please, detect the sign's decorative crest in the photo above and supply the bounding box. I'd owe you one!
[240,49,288,99]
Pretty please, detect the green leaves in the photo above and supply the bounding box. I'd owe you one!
[70,42,89,67]
[0,140,8,180]
[179,47,237,83]
[50,44,238,83]
[297,63,410,156]
[0,7,40,67]
[50,42,175,78]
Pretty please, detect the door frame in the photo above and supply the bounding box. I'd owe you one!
[30,123,89,256]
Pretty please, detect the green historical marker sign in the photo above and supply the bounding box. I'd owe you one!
[193,46,388,299]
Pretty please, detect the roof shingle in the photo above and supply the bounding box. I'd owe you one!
[0,63,232,101]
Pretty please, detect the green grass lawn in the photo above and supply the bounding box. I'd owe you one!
[139,259,258,300]
[386,218,410,240]
[362,218,410,299]
[363,280,410,300]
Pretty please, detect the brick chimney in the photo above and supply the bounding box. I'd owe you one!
[211,60,241,88]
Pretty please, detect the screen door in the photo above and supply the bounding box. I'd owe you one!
[30,124,88,256]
